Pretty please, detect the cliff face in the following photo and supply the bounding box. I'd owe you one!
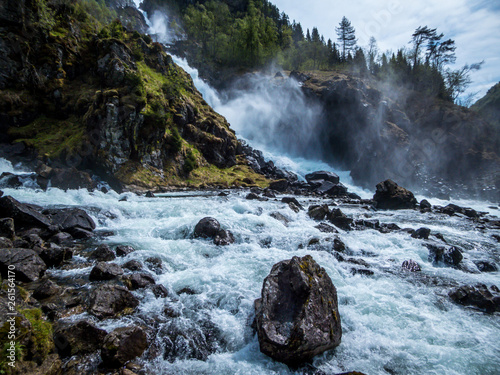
[472,82,500,127]
[0,0,265,190]
[295,71,499,198]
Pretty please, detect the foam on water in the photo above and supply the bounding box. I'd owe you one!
[1,166,498,374]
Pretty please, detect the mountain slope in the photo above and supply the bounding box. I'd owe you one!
[0,0,267,190]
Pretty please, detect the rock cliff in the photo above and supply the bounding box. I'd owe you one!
[0,0,266,191]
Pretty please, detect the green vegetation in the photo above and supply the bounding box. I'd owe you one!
[18,309,53,362]
[8,116,86,159]
[149,0,480,103]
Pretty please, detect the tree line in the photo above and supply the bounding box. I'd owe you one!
[152,0,481,104]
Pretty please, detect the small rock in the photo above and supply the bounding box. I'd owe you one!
[473,261,498,273]
[151,284,169,298]
[328,208,353,231]
[89,262,124,281]
[33,279,61,299]
[269,179,288,192]
[145,191,155,198]
[308,205,329,221]
[315,223,338,233]
[40,244,73,267]
[218,191,228,197]
[89,244,116,261]
[411,227,431,240]
[270,212,290,226]
[449,284,500,313]
[350,268,374,276]
[101,326,148,368]
[125,273,155,290]
[263,189,276,198]
[402,259,421,272]
[89,284,139,319]
[0,248,47,282]
[123,260,142,271]
[282,197,303,210]
[427,244,463,267]
[373,180,417,210]
[115,245,135,257]
[420,199,432,209]
[0,218,15,239]
[145,257,163,274]
[214,229,235,246]
[246,192,260,200]
[0,237,13,248]
[54,320,107,358]
[49,232,73,246]
[332,236,346,252]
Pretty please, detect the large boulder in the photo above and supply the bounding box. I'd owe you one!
[0,248,47,282]
[254,255,341,366]
[0,196,51,229]
[305,171,340,184]
[101,326,148,368]
[48,167,96,190]
[449,284,500,313]
[427,244,463,267]
[89,262,124,281]
[42,208,96,237]
[89,284,139,319]
[373,180,417,210]
[308,204,329,221]
[328,208,353,231]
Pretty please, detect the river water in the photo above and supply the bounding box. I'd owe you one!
[1,5,499,373]
[1,157,499,374]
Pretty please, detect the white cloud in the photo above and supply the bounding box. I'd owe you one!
[271,0,500,99]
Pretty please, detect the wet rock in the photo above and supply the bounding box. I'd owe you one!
[214,229,235,246]
[0,248,46,282]
[255,255,341,366]
[354,219,380,230]
[288,202,301,213]
[89,284,139,319]
[123,259,143,271]
[101,326,148,368]
[40,244,73,267]
[373,180,417,210]
[0,195,51,229]
[194,217,221,238]
[420,199,432,210]
[282,197,303,210]
[145,257,163,274]
[218,191,229,197]
[269,179,289,192]
[125,273,155,290]
[270,212,290,226]
[0,237,13,248]
[151,284,169,298]
[314,223,338,234]
[332,236,346,252]
[49,232,73,246]
[449,284,500,313]
[145,191,155,198]
[328,208,353,231]
[115,245,135,257]
[402,259,421,272]
[411,227,431,240]
[305,171,340,184]
[48,167,96,190]
[427,244,463,267]
[263,189,277,198]
[0,172,22,188]
[0,217,15,239]
[43,207,95,236]
[325,183,349,197]
[308,205,329,221]
[53,320,107,358]
[473,261,498,273]
[178,287,197,295]
[89,262,124,281]
[246,192,260,200]
[89,244,116,261]
[33,279,61,300]
[350,268,374,276]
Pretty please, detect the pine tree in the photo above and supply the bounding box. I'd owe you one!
[336,16,356,62]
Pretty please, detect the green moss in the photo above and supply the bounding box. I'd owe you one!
[17,309,52,362]
[8,115,86,159]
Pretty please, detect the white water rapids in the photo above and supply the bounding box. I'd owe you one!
[1,5,499,374]
[1,158,499,374]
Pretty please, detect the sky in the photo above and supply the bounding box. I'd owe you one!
[271,0,500,102]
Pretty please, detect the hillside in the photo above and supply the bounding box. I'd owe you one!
[0,0,268,191]
[472,82,500,127]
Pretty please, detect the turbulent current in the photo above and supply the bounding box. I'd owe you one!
[1,157,500,374]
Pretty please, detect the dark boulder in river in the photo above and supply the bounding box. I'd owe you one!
[305,171,340,184]
[254,255,341,366]
[449,284,500,313]
[373,179,417,210]
[194,217,235,245]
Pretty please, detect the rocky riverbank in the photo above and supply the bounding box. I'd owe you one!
[1,172,499,374]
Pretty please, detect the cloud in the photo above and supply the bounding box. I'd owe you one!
[271,0,500,99]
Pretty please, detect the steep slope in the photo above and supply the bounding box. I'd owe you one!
[472,82,500,127]
[294,71,499,198]
[0,0,267,190]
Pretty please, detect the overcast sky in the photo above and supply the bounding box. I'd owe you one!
[271,0,500,102]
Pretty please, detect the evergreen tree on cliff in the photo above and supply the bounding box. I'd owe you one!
[336,16,356,62]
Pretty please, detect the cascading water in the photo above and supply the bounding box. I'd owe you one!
[1,4,499,375]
